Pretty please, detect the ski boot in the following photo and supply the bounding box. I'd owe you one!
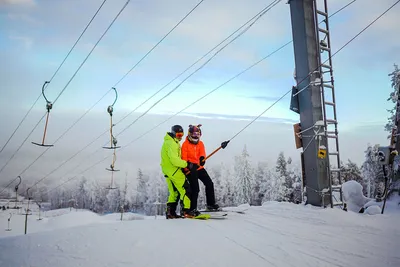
[166,202,182,219]
[206,204,222,212]
[182,209,201,218]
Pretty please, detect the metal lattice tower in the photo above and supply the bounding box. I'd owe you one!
[313,0,343,207]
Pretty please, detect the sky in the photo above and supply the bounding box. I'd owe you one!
[0,0,399,189]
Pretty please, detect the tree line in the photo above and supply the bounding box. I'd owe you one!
[1,144,386,216]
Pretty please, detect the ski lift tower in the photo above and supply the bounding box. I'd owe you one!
[289,0,343,208]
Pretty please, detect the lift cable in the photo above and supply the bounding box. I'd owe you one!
[42,0,362,193]
[14,0,206,188]
[20,1,282,190]
[44,0,389,193]
[0,0,107,155]
[0,0,131,181]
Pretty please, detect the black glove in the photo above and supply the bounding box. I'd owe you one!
[199,156,205,166]
[221,140,230,149]
[200,156,206,166]
[187,162,199,172]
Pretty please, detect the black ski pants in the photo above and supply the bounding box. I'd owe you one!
[186,168,216,210]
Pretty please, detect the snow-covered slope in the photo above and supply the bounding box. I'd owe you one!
[0,201,399,267]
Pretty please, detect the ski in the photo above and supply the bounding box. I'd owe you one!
[167,213,227,220]
[208,213,227,219]
[190,214,211,220]
[200,208,245,214]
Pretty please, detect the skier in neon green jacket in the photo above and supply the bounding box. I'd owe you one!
[160,125,199,219]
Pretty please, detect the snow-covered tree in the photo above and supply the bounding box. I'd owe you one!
[207,166,222,207]
[74,177,90,209]
[144,171,161,215]
[340,160,363,185]
[361,144,384,198]
[134,168,149,213]
[106,185,121,212]
[234,145,253,205]
[121,174,130,211]
[216,162,234,207]
[92,181,107,213]
[286,158,302,203]
[259,162,274,203]
[385,64,400,135]
[274,152,291,202]
[157,172,169,205]
[252,161,269,205]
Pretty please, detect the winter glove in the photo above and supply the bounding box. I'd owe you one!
[221,140,230,149]
[187,162,200,172]
[199,156,205,166]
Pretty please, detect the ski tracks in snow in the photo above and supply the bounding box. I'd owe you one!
[0,204,399,267]
[203,205,399,267]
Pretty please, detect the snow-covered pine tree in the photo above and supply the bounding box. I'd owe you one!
[234,145,253,205]
[361,144,384,198]
[385,64,400,136]
[158,172,169,205]
[135,168,148,213]
[106,184,121,213]
[286,157,302,203]
[49,188,62,209]
[144,170,162,216]
[252,161,269,205]
[92,181,107,213]
[207,166,223,207]
[340,159,364,186]
[36,186,49,203]
[218,162,234,207]
[75,177,89,209]
[258,162,275,203]
[121,174,129,212]
[274,152,290,202]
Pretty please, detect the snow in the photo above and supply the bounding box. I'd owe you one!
[342,180,373,212]
[0,200,399,267]
[365,205,382,215]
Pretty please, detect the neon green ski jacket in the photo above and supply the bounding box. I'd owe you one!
[160,132,188,177]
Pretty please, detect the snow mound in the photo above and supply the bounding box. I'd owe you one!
[365,205,382,215]
[342,180,373,212]
[341,180,399,216]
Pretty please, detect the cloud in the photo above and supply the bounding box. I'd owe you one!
[0,0,35,7]
[8,35,33,49]
[7,13,41,25]
[169,111,298,124]
[239,95,282,103]
[326,0,400,68]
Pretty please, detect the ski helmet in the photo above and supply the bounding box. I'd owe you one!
[171,124,184,140]
[188,124,202,144]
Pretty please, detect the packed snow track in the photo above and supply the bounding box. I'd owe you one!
[0,202,399,267]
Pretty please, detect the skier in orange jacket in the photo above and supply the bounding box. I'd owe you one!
[181,124,221,212]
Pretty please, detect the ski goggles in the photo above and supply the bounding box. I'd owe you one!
[175,132,184,138]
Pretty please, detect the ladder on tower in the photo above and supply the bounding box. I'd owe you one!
[313,0,344,209]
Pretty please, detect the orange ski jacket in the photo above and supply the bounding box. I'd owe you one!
[181,137,206,170]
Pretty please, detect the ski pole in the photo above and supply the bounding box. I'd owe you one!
[185,140,230,175]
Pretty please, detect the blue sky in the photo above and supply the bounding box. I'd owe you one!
[0,0,399,185]
[0,0,398,125]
